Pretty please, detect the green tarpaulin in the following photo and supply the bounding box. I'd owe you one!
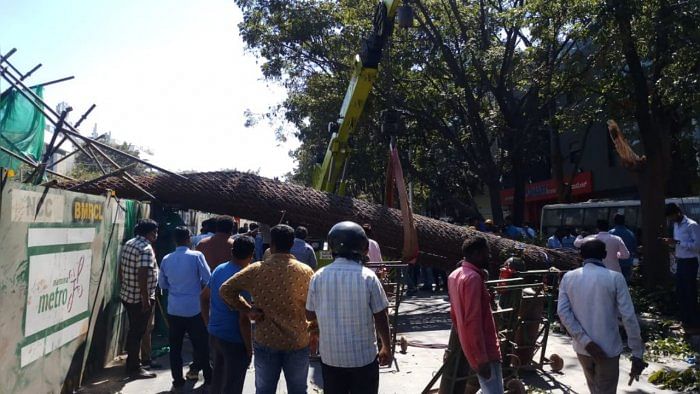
[0,87,45,170]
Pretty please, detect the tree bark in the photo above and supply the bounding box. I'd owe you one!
[58,171,580,273]
[486,177,504,224]
[608,0,672,288]
[550,124,566,203]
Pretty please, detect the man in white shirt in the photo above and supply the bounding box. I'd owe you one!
[306,222,392,394]
[558,239,646,394]
[362,223,383,262]
[573,220,629,273]
[663,203,700,329]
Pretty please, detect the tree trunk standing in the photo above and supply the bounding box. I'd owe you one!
[607,0,673,288]
[511,150,526,225]
[638,156,670,286]
[550,124,566,203]
[486,177,504,225]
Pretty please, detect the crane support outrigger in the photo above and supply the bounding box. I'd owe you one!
[312,0,412,195]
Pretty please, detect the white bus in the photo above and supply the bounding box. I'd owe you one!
[540,197,700,236]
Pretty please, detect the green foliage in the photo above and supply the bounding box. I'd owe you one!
[629,286,677,316]
[234,0,700,230]
[70,134,151,181]
[648,367,700,392]
[646,337,697,362]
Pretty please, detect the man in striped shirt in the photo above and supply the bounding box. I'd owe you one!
[306,221,392,394]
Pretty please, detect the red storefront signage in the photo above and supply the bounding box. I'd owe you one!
[500,172,593,205]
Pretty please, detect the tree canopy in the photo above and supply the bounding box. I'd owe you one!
[235,0,700,284]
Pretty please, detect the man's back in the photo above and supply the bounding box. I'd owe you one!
[574,232,629,272]
[609,226,637,257]
[367,239,383,262]
[208,262,246,343]
[120,236,158,303]
[290,238,317,269]
[306,258,389,367]
[221,253,314,350]
[557,264,642,358]
[159,247,210,316]
[197,234,234,270]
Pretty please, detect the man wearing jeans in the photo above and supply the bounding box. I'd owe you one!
[220,224,314,394]
[664,203,700,330]
[306,221,392,394]
[448,236,503,394]
[119,219,159,379]
[558,240,646,393]
[201,235,255,394]
[158,227,212,390]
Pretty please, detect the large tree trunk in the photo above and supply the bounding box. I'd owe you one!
[58,171,580,273]
[638,155,669,287]
[550,123,566,203]
[609,0,672,288]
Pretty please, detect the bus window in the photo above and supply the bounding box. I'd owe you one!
[623,206,639,230]
[583,207,609,227]
[541,208,563,236]
[682,202,700,223]
[562,208,584,228]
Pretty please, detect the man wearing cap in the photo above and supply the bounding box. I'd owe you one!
[306,221,392,394]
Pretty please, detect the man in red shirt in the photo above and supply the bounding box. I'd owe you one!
[448,236,503,394]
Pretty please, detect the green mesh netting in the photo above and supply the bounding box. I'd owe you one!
[0,87,45,170]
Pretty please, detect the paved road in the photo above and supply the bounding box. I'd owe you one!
[79,292,683,393]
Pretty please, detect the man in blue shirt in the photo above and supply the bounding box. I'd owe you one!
[290,226,318,269]
[609,214,637,282]
[200,235,254,394]
[158,226,212,390]
[562,228,577,249]
[247,222,265,261]
[191,217,216,249]
[504,216,524,240]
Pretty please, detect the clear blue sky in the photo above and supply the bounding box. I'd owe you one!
[0,0,299,178]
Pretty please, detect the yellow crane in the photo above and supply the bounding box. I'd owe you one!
[311,0,413,195]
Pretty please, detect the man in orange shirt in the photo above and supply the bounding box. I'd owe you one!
[448,236,503,394]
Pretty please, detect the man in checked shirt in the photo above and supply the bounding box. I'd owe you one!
[305,221,392,394]
[119,219,159,379]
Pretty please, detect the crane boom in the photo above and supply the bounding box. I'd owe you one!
[312,0,403,195]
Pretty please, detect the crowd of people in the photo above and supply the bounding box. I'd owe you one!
[118,216,392,393]
[117,202,698,394]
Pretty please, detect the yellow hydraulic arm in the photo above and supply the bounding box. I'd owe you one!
[312,0,408,195]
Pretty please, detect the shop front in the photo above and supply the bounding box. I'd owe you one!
[500,172,594,226]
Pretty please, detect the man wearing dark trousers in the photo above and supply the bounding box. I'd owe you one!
[158,227,212,390]
[220,225,314,394]
[201,235,255,394]
[306,221,392,394]
[664,203,700,331]
[119,219,159,379]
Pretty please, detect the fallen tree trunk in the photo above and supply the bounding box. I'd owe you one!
[58,171,580,272]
